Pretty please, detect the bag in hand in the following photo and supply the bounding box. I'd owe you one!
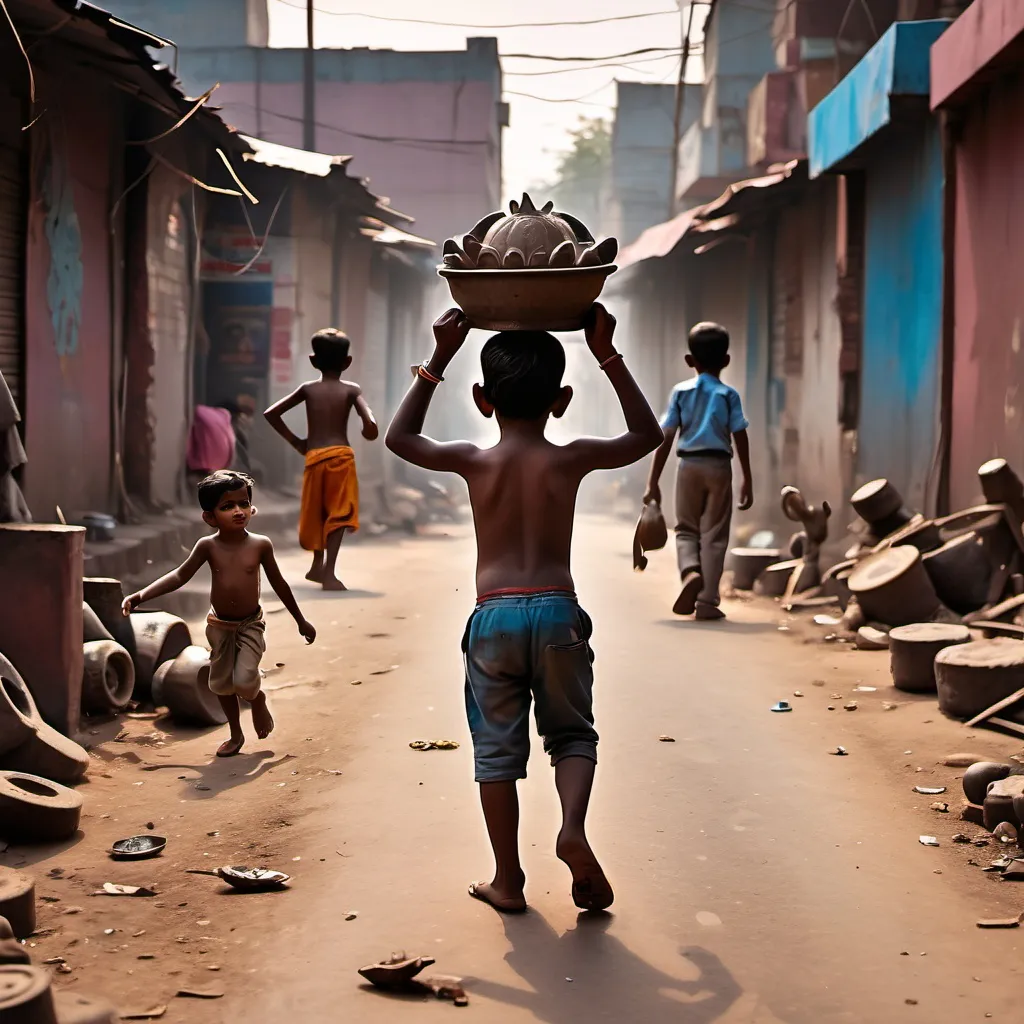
[632,501,667,571]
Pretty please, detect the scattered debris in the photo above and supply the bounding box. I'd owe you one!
[930,802,949,813]
[345,912,358,921]
[770,701,792,713]
[793,690,804,697]
[983,856,1013,873]
[854,684,877,692]
[976,917,1021,929]
[993,822,1018,843]
[882,702,899,711]
[943,753,987,768]
[919,836,940,847]
[831,747,848,756]
[409,740,460,751]
[914,786,947,795]
[359,952,437,989]
[999,860,1024,881]
[96,883,158,897]
[176,987,224,999]
[813,615,842,627]
[111,835,167,860]
[657,735,675,743]
[843,702,858,711]
[370,665,400,676]
[952,833,972,844]
[121,1006,168,1019]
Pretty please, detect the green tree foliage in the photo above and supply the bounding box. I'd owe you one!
[549,117,611,226]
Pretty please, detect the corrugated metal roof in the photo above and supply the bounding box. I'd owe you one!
[617,208,701,269]
[360,218,435,250]
[240,135,351,177]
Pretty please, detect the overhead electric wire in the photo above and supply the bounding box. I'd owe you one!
[270,0,678,30]
[504,51,696,77]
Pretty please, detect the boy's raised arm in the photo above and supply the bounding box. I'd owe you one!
[566,304,664,472]
[385,308,480,473]
[122,539,210,614]
[264,386,308,455]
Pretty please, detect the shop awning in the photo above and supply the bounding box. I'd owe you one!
[808,19,949,178]
[241,136,351,177]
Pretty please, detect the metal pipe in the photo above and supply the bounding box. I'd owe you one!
[303,0,315,151]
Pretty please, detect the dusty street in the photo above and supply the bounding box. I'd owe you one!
[7,515,1024,1023]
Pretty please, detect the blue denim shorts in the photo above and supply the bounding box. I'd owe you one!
[461,590,598,783]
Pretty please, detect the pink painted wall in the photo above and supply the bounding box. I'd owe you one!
[218,79,499,245]
[931,0,1024,109]
[24,70,116,518]
[948,68,1024,511]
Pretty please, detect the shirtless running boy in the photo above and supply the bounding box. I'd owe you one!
[386,304,662,913]
[264,328,378,590]
[122,471,316,757]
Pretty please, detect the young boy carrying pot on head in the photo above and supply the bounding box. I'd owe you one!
[386,303,662,914]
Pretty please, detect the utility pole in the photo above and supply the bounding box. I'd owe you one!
[303,0,315,151]
[670,1,701,218]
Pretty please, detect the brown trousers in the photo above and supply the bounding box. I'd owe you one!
[675,456,733,608]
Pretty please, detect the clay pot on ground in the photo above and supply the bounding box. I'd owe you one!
[0,870,35,940]
[0,964,57,1024]
[0,655,88,784]
[81,641,135,714]
[152,646,227,727]
[871,515,942,555]
[129,611,191,698]
[962,762,1013,805]
[822,559,856,610]
[847,546,941,627]
[921,531,992,614]
[0,772,83,843]
[83,578,136,660]
[850,478,914,538]
[983,775,1024,832]
[934,638,1024,719]
[82,603,112,644]
[979,458,1024,524]
[727,548,782,591]
[888,623,971,693]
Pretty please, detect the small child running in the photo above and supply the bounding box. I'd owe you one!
[264,328,378,590]
[643,321,754,619]
[386,304,662,914]
[122,471,316,757]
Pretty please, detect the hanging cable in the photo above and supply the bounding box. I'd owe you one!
[128,83,219,145]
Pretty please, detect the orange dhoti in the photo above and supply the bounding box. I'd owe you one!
[299,445,359,550]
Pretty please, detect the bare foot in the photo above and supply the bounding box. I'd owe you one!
[305,567,323,583]
[468,880,527,914]
[217,733,245,757]
[672,571,703,616]
[556,832,614,912]
[250,693,275,740]
[321,576,348,591]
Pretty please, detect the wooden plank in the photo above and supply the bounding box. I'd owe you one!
[964,685,1024,728]
[984,716,1024,739]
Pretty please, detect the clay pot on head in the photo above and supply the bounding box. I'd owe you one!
[962,761,1012,805]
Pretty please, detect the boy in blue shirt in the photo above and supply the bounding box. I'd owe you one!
[643,322,754,619]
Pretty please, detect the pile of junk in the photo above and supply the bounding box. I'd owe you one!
[728,458,1024,742]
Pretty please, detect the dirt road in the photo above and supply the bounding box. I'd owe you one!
[9,517,1024,1022]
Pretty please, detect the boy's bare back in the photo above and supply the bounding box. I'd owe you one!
[301,379,363,449]
[386,305,664,596]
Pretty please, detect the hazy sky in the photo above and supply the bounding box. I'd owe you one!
[266,0,707,196]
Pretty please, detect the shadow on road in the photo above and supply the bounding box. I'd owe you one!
[657,619,777,635]
[471,910,742,1022]
[140,751,295,799]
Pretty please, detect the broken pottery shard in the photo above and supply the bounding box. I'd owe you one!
[175,987,224,999]
[424,974,469,1006]
[999,859,1024,881]
[919,836,940,847]
[99,883,158,897]
[658,735,675,742]
[813,614,842,626]
[843,702,858,711]
[770,701,792,713]
[930,802,949,813]
[983,856,1013,872]
[914,786,947,795]
[943,753,987,768]
[976,917,1021,928]
[993,821,1018,843]
[120,1008,168,1020]
[410,741,433,750]
[831,746,848,756]
[358,953,437,990]
[952,833,972,844]
[216,867,290,891]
